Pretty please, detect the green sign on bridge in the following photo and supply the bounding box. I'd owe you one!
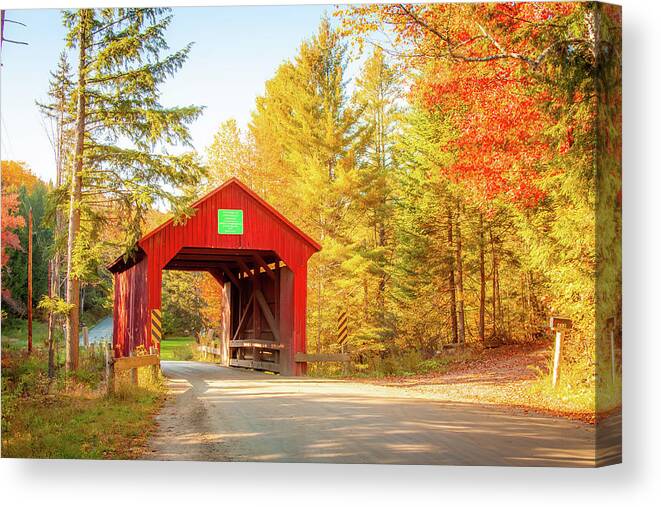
[218,209,244,235]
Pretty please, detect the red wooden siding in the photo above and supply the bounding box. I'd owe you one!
[112,257,148,358]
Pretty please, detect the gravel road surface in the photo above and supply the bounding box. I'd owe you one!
[144,361,598,466]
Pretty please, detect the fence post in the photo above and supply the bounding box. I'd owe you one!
[341,343,349,376]
[149,346,159,382]
[82,326,89,348]
[129,349,138,385]
[105,342,115,395]
[549,317,573,389]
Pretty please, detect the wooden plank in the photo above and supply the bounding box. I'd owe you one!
[198,345,223,355]
[173,253,264,261]
[208,269,226,287]
[549,316,573,330]
[229,340,285,350]
[220,263,241,289]
[294,353,350,363]
[251,275,261,340]
[254,289,281,342]
[232,293,254,341]
[252,253,276,281]
[237,259,254,278]
[178,247,277,258]
[114,354,160,371]
[163,261,236,271]
[230,358,280,372]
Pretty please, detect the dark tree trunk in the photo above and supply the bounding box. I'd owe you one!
[66,11,92,372]
[455,204,466,343]
[489,227,499,340]
[377,219,386,324]
[447,208,458,344]
[478,214,486,342]
[47,261,56,378]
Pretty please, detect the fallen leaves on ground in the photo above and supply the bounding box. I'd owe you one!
[351,343,609,424]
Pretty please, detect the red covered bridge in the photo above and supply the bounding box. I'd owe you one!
[107,178,321,375]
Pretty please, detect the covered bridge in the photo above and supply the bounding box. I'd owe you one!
[107,178,321,375]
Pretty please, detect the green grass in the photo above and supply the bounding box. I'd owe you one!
[2,382,162,459]
[1,318,49,351]
[1,320,164,459]
[159,335,195,361]
[526,355,622,416]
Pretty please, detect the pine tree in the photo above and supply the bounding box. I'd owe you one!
[37,51,74,376]
[206,119,259,193]
[250,18,361,355]
[61,8,204,370]
[351,48,400,344]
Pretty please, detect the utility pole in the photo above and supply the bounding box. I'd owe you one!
[27,207,33,354]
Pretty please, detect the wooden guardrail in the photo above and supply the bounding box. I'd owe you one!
[198,344,223,357]
[104,343,160,394]
[198,341,284,373]
[294,353,350,363]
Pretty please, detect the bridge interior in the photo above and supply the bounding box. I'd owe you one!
[163,247,291,373]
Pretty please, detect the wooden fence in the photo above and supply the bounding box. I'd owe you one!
[197,344,350,374]
[104,343,160,394]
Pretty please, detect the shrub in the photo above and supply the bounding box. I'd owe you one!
[172,344,194,361]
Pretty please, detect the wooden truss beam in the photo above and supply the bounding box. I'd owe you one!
[252,253,276,281]
[254,289,281,342]
[220,264,241,289]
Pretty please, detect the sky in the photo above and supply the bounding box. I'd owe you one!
[0,4,335,183]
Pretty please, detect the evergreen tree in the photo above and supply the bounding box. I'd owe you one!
[346,48,400,353]
[61,8,204,370]
[206,119,260,193]
[250,18,361,355]
[37,51,75,375]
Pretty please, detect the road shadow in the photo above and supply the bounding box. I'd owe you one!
[144,361,604,467]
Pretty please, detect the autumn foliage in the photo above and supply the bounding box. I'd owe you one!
[1,161,33,267]
[417,63,550,207]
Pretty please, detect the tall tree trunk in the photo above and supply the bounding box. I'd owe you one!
[27,209,33,354]
[65,11,89,372]
[454,204,466,344]
[316,267,322,354]
[377,219,386,324]
[47,261,56,378]
[447,207,458,344]
[478,214,486,342]
[489,227,499,341]
[48,71,67,377]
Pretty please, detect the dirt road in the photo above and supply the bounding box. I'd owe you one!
[145,361,598,466]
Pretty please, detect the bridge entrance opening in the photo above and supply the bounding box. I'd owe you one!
[163,247,293,373]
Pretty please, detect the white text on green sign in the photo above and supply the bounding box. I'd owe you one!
[218,209,244,235]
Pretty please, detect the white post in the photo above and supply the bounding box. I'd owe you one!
[552,329,562,389]
[82,326,89,347]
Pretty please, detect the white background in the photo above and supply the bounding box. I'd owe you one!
[1,0,659,505]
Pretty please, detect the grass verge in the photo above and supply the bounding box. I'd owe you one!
[308,348,475,378]
[2,320,164,459]
[159,335,195,361]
